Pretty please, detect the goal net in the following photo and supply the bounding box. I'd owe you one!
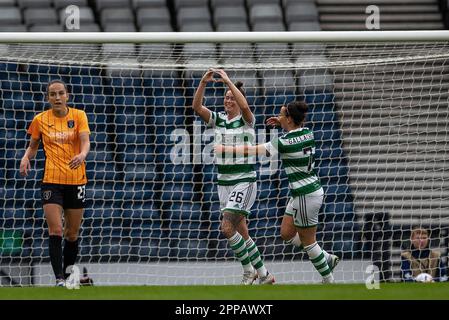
[1,33,448,286]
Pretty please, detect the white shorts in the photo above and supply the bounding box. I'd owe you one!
[285,188,324,228]
[218,182,257,216]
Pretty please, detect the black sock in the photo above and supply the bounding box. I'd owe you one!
[49,235,63,280]
[63,239,79,279]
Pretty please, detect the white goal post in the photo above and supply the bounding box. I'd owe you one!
[0,31,448,286]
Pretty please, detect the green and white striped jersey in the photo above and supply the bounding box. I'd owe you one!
[264,127,322,196]
[208,111,257,186]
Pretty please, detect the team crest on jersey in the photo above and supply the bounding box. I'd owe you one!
[67,120,75,128]
[42,191,52,200]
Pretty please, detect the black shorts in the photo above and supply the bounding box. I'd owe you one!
[41,183,86,209]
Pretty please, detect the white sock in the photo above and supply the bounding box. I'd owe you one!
[287,233,331,263]
[245,237,267,277]
[228,232,253,272]
[304,242,334,282]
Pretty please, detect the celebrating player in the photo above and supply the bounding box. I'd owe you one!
[20,80,91,287]
[192,68,274,285]
[216,101,338,283]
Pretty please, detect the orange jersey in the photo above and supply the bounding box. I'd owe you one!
[27,107,90,185]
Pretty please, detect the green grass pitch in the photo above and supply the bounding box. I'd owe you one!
[0,282,448,300]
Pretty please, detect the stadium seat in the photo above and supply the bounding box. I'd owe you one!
[23,8,58,26]
[150,87,185,107]
[142,66,179,86]
[0,24,27,32]
[323,202,354,216]
[100,7,134,26]
[282,0,314,6]
[220,43,254,64]
[308,109,337,123]
[132,0,166,9]
[183,43,216,60]
[27,64,61,75]
[18,0,51,8]
[53,0,88,9]
[139,43,173,64]
[285,2,319,24]
[252,22,288,58]
[65,74,103,95]
[179,21,214,32]
[122,146,155,163]
[299,67,334,92]
[247,0,280,7]
[169,202,202,220]
[0,0,15,6]
[104,23,137,32]
[259,181,280,199]
[140,22,173,32]
[221,69,259,101]
[260,69,296,93]
[289,21,321,31]
[202,182,219,201]
[291,44,327,64]
[249,4,283,26]
[211,0,245,6]
[136,7,171,27]
[66,22,101,32]
[29,24,64,32]
[315,145,344,161]
[59,7,95,24]
[252,21,285,32]
[314,128,342,144]
[90,163,117,181]
[174,0,208,11]
[216,21,249,32]
[316,159,348,181]
[213,5,247,26]
[177,7,211,26]
[161,182,195,202]
[163,164,195,182]
[122,184,153,201]
[102,43,136,56]
[304,91,334,109]
[184,61,220,79]
[323,184,352,202]
[0,7,22,25]
[95,0,131,11]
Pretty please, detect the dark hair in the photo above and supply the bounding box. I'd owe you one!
[46,80,68,95]
[234,81,246,98]
[411,227,429,238]
[286,101,308,126]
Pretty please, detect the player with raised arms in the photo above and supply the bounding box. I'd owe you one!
[20,80,91,287]
[192,68,274,285]
[216,101,339,283]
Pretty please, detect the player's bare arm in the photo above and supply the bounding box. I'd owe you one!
[20,137,40,177]
[215,144,268,157]
[69,132,90,170]
[266,116,281,128]
[192,69,214,123]
[213,68,253,125]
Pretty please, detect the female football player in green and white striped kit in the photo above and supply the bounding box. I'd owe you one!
[216,101,339,284]
[192,68,274,285]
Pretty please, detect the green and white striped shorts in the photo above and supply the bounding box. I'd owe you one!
[285,187,324,227]
[218,182,257,216]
